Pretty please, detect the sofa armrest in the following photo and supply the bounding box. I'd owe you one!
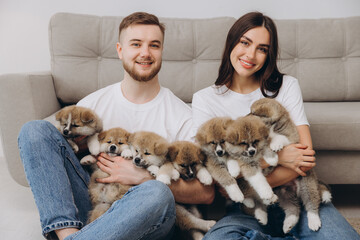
[0,72,61,186]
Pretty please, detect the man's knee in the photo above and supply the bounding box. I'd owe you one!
[141,180,175,209]
[19,120,56,142]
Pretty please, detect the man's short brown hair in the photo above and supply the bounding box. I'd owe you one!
[118,12,165,41]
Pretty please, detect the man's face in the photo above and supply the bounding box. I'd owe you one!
[117,24,163,82]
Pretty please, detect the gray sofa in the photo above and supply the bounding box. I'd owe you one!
[0,13,359,188]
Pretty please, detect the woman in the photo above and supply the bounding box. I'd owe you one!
[192,12,359,239]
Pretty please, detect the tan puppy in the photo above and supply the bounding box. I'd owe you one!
[250,98,332,233]
[225,115,278,206]
[158,141,215,240]
[195,117,253,207]
[80,127,132,223]
[128,131,169,177]
[55,105,102,153]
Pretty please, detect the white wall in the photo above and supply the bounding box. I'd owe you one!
[0,0,359,157]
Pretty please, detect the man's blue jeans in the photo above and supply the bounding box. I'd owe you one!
[18,120,175,240]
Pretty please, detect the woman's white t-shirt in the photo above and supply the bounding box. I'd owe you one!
[192,75,308,132]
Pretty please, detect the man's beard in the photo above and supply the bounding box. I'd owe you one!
[123,59,162,82]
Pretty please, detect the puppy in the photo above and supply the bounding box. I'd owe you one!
[128,131,169,177]
[225,115,278,206]
[55,105,102,153]
[80,127,132,223]
[195,117,253,207]
[157,141,215,240]
[250,98,332,233]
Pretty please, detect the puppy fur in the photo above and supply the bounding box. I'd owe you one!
[128,131,169,177]
[80,127,132,223]
[56,105,103,153]
[195,117,251,206]
[250,98,332,233]
[225,115,278,206]
[157,141,215,240]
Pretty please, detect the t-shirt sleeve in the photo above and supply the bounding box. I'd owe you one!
[191,91,216,134]
[280,77,309,126]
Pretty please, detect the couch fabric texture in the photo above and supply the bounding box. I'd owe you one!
[0,13,359,186]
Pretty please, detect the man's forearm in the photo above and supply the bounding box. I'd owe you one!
[169,179,215,205]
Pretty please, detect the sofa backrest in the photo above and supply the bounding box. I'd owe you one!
[49,13,360,104]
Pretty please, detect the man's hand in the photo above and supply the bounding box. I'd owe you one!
[277,143,316,177]
[96,153,153,185]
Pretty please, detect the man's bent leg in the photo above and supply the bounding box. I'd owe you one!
[18,120,92,239]
[65,180,176,240]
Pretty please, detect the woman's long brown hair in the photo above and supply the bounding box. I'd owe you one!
[215,12,283,98]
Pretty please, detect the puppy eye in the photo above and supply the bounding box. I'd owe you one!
[73,124,79,127]
[118,142,123,145]
[135,150,138,153]
[144,152,151,155]
[180,164,186,168]
[240,142,247,145]
[210,141,216,145]
[253,140,259,145]
[107,141,111,144]
[220,140,225,144]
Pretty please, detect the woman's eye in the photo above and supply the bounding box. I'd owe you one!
[240,40,249,46]
[258,47,268,54]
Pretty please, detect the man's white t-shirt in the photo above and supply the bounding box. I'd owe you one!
[77,82,193,142]
[192,75,308,132]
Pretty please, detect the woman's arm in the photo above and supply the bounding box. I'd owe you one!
[265,125,316,188]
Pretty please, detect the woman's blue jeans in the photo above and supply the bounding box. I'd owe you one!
[18,120,176,240]
[203,198,360,240]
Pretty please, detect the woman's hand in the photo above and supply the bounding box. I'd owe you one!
[95,153,153,185]
[277,143,316,177]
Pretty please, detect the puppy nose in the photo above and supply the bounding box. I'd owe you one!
[134,157,141,164]
[110,145,116,152]
[63,129,69,136]
[249,149,256,156]
[216,150,224,157]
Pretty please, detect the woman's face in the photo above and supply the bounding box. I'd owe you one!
[230,26,270,82]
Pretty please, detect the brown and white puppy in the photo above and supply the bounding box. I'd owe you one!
[195,117,253,207]
[250,98,332,233]
[158,141,215,240]
[80,127,132,223]
[225,115,278,206]
[55,105,102,153]
[128,131,169,177]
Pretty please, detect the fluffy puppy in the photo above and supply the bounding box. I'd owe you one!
[250,98,332,233]
[128,131,169,177]
[195,117,253,207]
[55,105,102,153]
[225,115,278,206]
[80,127,132,223]
[157,141,215,240]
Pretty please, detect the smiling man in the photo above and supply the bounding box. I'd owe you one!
[18,12,214,240]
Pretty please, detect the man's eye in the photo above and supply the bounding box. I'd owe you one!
[151,44,160,48]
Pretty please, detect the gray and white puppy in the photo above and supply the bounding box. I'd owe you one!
[250,98,332,233]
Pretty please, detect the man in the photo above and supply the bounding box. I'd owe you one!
[18,12,214,240]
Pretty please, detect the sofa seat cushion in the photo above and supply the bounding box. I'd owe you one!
[304,102,360,151]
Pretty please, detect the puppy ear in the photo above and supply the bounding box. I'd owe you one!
[195,131,205,145]
[198,148,206,164]
[55,109,64,121]
[80,111,95,124]
[98,131,106,141]
[167,145,178,162]
[259,125,269,139]
[154,142,169,157]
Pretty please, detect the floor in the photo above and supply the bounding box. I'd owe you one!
[1,156,359,240]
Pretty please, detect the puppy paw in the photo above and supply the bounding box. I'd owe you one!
[243,198,255,208]
[80,155,96,165]
[225,184,244,203]
[307,212,321,231]
[321,191,332,203]
[270,135,290,152]
[206,220,217,230]
[197,168,213,185]
[263,154,278,166]
[254,208,268,225]
[121,149,133,159]
[283,214,299,233]
[171,169,180,181]
[156,174,171,185]
[262,193,278,205]
[147,165,159,177]
[227,160,240,178]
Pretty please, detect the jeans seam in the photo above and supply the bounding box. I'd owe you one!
[136,212,176,240]
[43,220,83,237]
